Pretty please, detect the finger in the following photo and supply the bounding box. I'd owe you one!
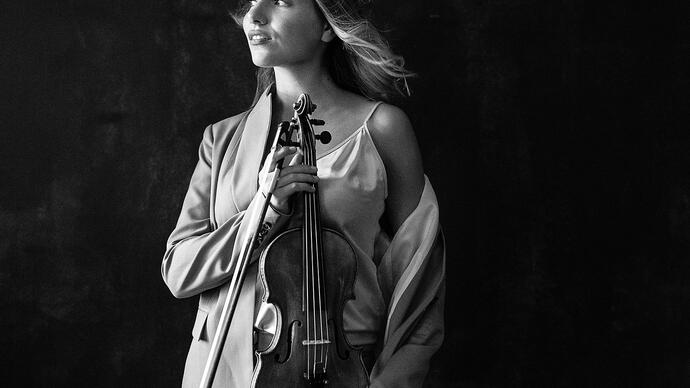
[271,146,299,165]
[273,182,316,198]
[276,173,319,189]
[279,164,318,176]
[264,146,298,173]
[287,150,303,167]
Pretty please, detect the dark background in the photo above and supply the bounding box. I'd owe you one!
[1,0,688,386]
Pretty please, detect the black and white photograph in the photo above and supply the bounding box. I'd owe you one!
[1,0,687,386]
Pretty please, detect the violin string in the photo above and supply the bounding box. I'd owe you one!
[314,130,326,372]
[308,131,320,369]
[315,160,325,371]
[313,170,326,371]
[305,127,314,379]
[318,191,330,372]
[313,138,321,376]
[304,133,314,378]
[302,134,310,380]
[306,140,313,377]
[309,136,318,377]
[306,189,312,379]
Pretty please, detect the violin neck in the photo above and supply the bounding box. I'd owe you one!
[300,111,327,314]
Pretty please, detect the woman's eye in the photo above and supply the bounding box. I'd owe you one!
[247,0,286,6]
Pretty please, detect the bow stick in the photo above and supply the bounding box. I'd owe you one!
[199,120,295,388]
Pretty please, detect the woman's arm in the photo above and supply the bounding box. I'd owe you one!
[162,123,256,298]
[162,123,287,299]
[367,103,425,234]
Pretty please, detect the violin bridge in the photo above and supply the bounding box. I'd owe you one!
[301,339,331,346]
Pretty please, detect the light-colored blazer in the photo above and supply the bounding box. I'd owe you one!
[162,87,446,387]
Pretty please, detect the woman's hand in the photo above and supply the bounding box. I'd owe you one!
[262,145,319,214]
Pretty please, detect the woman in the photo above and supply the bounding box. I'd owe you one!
[162,0,445,386]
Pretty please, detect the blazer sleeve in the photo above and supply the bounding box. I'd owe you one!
[161,123,287,299]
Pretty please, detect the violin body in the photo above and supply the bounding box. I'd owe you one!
[252,227,368,387]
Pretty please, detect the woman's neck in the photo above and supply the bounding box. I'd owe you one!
[272,62,342,120]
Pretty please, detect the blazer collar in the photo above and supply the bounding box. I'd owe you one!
[230,85,274,212]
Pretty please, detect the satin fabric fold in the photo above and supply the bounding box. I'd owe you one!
[370,177,446,388]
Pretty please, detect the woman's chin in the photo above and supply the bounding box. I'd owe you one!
[249,54,276,68]
[252,61,274,69]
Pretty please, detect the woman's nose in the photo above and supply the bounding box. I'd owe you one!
[245,2,268,26]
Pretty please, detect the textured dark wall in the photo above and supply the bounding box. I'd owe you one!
[1,0,688,386]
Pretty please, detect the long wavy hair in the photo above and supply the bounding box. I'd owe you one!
[231,0,414,105]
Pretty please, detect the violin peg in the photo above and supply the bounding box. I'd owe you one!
[316,131,331,144]
[310,119,325,126]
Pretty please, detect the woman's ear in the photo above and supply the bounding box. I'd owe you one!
[321,22,335,43]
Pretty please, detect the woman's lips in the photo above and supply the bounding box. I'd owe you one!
[248,32,271,45]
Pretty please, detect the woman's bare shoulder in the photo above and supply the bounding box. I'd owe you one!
[366,103,419,161]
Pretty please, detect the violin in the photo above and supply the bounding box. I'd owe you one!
[252,94,369,387]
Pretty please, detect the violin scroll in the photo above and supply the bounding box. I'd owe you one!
[278,96,331,148]
[292,93,316,115]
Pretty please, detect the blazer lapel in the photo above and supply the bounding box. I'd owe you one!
[229,86,273,212]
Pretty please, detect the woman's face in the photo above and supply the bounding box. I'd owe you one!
[242,0,331,68]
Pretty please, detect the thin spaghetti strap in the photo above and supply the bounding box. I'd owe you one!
[363,101,384,127]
